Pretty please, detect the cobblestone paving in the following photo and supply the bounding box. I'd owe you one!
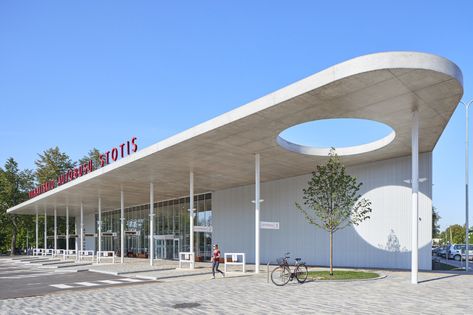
[0,270,471,314]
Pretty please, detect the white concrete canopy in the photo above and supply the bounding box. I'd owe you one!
[7,51,463,216]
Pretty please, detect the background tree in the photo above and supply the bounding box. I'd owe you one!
[35,146,75,183]
[296,149,372,275]
[78,148,101,171]
[432,206,441,238]
[0,158,35,255]
[35,147,79,250]
[440,224,473,244]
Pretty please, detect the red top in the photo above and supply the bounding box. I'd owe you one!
[213,249,221,261]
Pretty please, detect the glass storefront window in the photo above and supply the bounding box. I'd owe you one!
[96,192,212,260]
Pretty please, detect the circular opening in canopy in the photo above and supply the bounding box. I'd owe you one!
[277,118,395,156]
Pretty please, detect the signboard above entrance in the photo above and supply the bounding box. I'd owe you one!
[28,137,138,199]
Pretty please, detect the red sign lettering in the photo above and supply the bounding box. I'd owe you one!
[29,137,138,199]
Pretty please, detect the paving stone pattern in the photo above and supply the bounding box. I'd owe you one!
[0,270,471,314]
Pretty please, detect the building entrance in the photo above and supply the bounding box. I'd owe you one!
[125,232,143,257]
[98,192,212,259]
[100,233,117,252]
[194,231,212,261]
[155,237,179,260]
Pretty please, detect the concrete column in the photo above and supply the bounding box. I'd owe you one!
[74,222,78,253]
[35,207,38,250]
[255,153,261,274]
[98,197,102,262]
[411,110,419,284]
[66,205,69,252]
[80,203,84,253]
[121,190,125,264]
[54,207,57,251]
[465,101,470,272]
[189,171,194,258]
[44,208,47,251]
[149,183,154,266]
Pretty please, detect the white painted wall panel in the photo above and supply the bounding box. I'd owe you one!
[213,153,432,270]
[76,214,96,252]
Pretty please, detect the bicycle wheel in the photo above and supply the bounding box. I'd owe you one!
[271,266,291,286]
[295,264,308,283]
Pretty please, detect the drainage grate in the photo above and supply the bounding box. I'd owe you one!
[172,302,201,309]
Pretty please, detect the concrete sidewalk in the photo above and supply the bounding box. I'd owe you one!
[1,267,472,314]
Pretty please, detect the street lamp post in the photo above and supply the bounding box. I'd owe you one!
[461,100,473,272]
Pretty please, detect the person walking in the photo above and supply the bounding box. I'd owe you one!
[211,244,225,279]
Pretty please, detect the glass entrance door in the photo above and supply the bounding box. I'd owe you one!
[195,232,212,261]
[156,239,166,259]
[126,235,138,256]
[173,238,179,260]
[155,239,179,260]
[101,236,114,252]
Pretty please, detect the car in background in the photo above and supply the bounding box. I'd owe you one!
[447,244,473,261]
[436,245,448,258]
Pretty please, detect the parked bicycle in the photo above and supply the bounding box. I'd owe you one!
[271,252,308,286]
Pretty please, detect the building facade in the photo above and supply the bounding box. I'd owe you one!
[8,52,464,282]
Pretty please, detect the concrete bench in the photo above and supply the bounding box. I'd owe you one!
[96,251,115,264]
[224,253,246,273]
[178,252,195,269]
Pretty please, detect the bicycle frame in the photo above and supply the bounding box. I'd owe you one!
[279,256,304,281]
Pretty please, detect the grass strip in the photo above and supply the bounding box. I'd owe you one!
[307,270,379,280]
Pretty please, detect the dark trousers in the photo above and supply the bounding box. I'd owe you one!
[212,260,224,276]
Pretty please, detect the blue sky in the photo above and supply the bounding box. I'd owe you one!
[0,1,472,229]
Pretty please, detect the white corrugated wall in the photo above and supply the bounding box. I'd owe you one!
[213,153,432,270]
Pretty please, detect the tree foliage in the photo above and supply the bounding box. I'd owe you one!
[440,224,473,244]
[296,149,372,275]
[432,206,441,238]
[78,147,101,171]
[35,146,75,183]
[0,158,35,254]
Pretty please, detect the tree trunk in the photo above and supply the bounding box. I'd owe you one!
[329,230,333,276]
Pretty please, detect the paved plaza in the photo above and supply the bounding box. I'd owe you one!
[1,257,472,314]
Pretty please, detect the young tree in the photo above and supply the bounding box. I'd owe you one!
[0,158,35,255]
[296,149,372,275]
[78,148,101,171]
[35,146,75,184]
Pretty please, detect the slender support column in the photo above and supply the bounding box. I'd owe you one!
[35,208,38,250]
[255,153,261,274]
[74,222,78,254]
[98,197,102,262]
[54,207,57,251]
[411,110,419,284]
[149,183,154,266]
[66,205,69,252]
[465,101,471,272]
[44,209,47,251]
[189,172,194,258]
[121,190,125,264]
[80,203,84,253]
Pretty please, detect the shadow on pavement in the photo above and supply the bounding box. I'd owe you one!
[419,274,460,284]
